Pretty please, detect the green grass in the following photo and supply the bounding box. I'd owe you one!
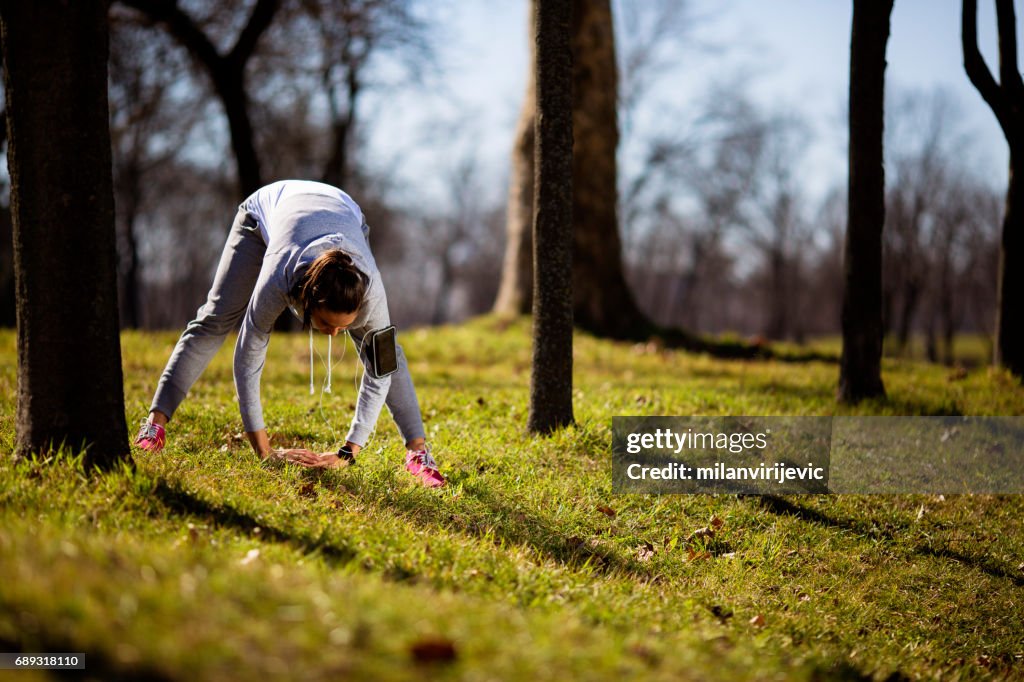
[1,317,1023,680]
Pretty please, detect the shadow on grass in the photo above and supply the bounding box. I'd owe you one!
[753,495,1024,587]
[327,472,656,582]
[151,478,357,567]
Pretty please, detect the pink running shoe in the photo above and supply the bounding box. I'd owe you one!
[134,420,166,454]
[405,447,446,488]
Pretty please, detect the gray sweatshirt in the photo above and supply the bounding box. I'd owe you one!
[234,180,424,447]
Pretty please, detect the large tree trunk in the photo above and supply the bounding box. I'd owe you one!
[528,0,574,434]
[1,0,130,468]
[838,0,893,403]
[494,2,536,318]
[496,0,649,339]
[568,0,646,337]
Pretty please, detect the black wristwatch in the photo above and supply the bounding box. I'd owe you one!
[338,445,356,464]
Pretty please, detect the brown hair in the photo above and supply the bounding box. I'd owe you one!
[291,249,368,327]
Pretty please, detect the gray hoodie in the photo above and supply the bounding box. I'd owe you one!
[234,180,424,447]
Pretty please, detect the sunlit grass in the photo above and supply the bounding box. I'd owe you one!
[0,319,1022,680]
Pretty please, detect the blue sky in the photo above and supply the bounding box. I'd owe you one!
[362,0,1015,211]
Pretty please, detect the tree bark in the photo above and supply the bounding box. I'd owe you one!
[496,0,649,339]
[528,0,575,434]
[963,0,1024,378]
[1,0,130,468]
[996,153,1024,374]
[838,0,893,403]
[568,0,646,337]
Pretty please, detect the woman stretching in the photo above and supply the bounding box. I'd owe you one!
[133,180,445,487]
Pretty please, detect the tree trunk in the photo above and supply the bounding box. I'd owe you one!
[962,0,1024,378]
[568,0,646,337]
[493,2,536,318]
[211,68,263,196]
[496,0,650,340]
[1,0,130,468]
[995,152,1024,375]
[528,0,574,434]
[838,0,892,403]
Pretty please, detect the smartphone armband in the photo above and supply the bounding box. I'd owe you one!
[366,326,399,378]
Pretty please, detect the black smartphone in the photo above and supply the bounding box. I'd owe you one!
[368,326,398,378]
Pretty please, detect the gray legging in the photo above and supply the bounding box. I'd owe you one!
[150,206,267,421]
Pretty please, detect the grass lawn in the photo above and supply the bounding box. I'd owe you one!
[1,316,1023,680]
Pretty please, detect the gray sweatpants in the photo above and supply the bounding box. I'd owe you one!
[150,207,265,421]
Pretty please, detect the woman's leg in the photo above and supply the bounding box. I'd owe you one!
[148,207,267,423]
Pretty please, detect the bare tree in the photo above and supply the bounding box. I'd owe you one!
[108,13,198,328]
[838,0,893,403]
[118,0,281,196]
[285,0,433,188]
[529,0,575,434]
[962,0,1024,377]
[1,0,129,468]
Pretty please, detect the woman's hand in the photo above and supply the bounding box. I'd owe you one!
[266,448,322,467]
[312,452,356,469]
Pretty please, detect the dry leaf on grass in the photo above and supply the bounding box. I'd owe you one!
[686,527,715,544]
[749,614,765,627]
[596,504,616,518]
[410,637,457,664]
[636,542,656,562]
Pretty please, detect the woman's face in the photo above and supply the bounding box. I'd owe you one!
[311,308,358,336]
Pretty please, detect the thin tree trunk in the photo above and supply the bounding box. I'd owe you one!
[529,0,574,434]
[1,0,130,468]
[838,0,893,403]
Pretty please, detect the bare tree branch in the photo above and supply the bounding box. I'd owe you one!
[120,0,220,73]
[995,0,1024,98]
[230,0,280,68]
[962,0,1009,132]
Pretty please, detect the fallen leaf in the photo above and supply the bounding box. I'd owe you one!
[749,614,765,627]
[710,516,725,530]
[410,637,457,664]
[636,542,655,562]
[686,547,710,562]
[628,643,659,666]
[298,482,317,498]
[686,527,715,544]
[596,504,616,518]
